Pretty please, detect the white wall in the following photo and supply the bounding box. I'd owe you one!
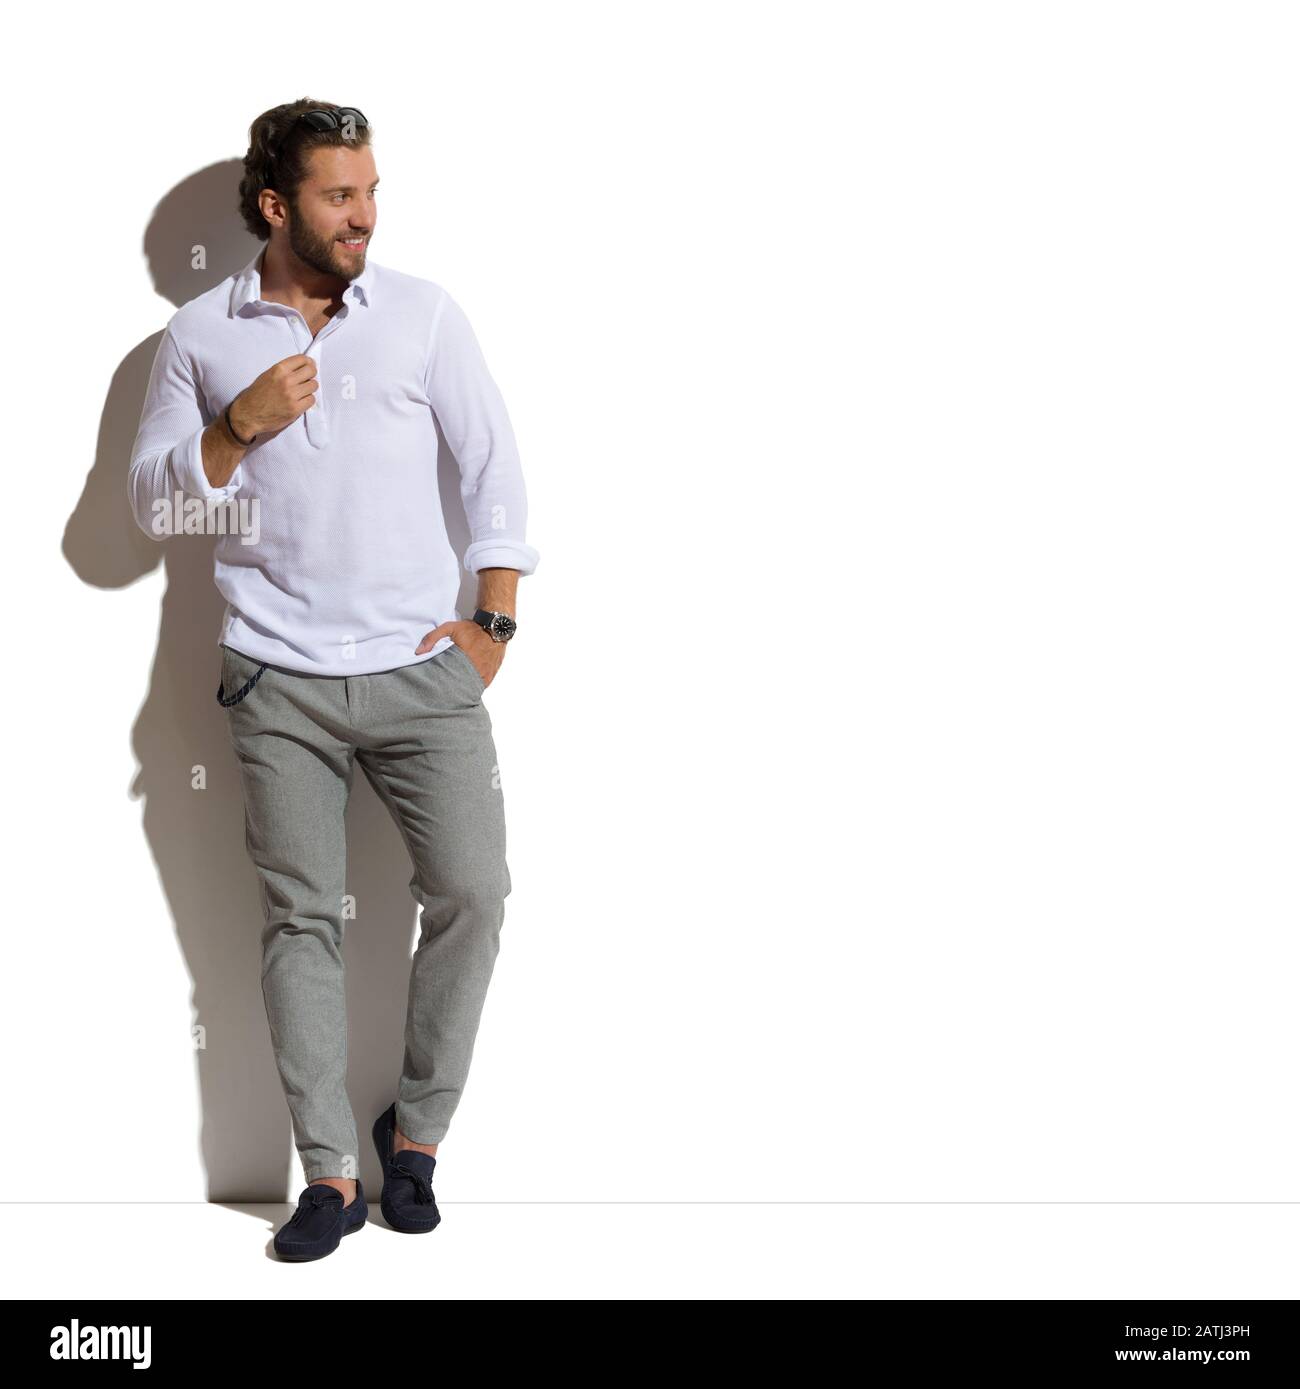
[5,0,1296,1217]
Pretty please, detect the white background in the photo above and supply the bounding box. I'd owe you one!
[3,0,1297,1295]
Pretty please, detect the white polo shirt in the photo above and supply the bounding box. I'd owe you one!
[128,246,539,676]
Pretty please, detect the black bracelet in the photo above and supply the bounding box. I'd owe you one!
[224,403,254,447]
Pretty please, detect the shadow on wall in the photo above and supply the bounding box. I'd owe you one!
[61,159,479,1204]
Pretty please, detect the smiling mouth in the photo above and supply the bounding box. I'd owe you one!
[338,237,367,249]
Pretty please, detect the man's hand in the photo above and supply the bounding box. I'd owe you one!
[230,354,319,439]
[415,619,504,688]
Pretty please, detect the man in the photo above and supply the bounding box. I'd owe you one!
[128,99,539,1261]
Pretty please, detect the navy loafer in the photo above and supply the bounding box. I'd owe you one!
[273,1180,368,1261]
[372,1103,442,1234]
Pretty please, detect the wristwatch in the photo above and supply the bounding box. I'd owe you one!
[472,608,518,642]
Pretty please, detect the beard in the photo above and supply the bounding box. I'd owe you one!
[286,205,365,281]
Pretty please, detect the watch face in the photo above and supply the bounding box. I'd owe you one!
[491,613,518,641]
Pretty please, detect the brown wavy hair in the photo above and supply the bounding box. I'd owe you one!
[238,98,374,241]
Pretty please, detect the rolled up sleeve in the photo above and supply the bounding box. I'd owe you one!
[128,325,243,540]
[424,291,540,575]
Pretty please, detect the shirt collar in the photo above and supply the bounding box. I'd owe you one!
[230,244,375,316]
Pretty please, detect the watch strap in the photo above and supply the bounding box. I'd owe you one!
[472,609,517,640]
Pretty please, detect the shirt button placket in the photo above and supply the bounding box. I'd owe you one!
[296,312,331,450]
[307,306,351,450]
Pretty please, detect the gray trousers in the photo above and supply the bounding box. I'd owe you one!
[219,640,511,1183]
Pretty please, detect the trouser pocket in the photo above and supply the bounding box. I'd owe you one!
[445,641,486,695]
[217,644,270,707]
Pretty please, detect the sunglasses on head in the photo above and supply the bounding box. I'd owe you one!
[296,106,369,136]
[274,106,370,160]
